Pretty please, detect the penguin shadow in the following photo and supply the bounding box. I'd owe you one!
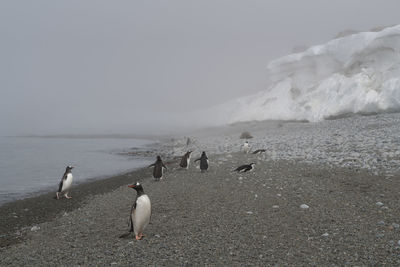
[118,232,132,239]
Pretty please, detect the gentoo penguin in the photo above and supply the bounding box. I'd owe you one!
[56,166,74,199]
[233,163,256,173]
[179,150,192,169]
[242,141,250,154]
[252,149,266,154]
[149,156,167,180]
[127,182,151,240]
[194,151,209,173]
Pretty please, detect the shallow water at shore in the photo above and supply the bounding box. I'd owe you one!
[0,136,154,205]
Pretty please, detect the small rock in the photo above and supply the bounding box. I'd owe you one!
[277,194,281,197]
[376,202,384,207]
[246,211,253,215]
[377,221,385,226]
[238,177,243,181]
[272,205,279,209]
[154,234,160,238]
[300,204,309,209]
[31,226,40,232]
[392,223,400,229]
[321,233,329,237]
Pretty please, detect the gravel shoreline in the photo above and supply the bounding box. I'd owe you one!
[1,152,400,265]
[2,114,400,265]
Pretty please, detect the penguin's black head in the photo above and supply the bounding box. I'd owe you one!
[156,155,162,161]
[66,166,74,172]
[128,182,143,192]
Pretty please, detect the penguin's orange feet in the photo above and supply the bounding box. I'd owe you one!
[65,195,72,199]
[139,233,145,238]
[135,235,142,240]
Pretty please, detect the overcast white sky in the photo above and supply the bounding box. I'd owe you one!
[1,0,399,135]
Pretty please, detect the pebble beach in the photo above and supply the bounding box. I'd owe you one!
[1,113,400,266]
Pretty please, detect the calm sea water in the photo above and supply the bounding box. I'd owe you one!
[0,136,154,205]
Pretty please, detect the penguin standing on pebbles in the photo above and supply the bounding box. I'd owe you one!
[126,182,151,240]
[233,163,256,173]
[179,150,192,169]
[56,166,74,199]
[194,151,209,173]
[149,156,167,180]
[242,141,250,154]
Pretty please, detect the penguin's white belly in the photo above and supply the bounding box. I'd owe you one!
[61,173,73,192]
[186,155,191,168]
[132,195,151,235]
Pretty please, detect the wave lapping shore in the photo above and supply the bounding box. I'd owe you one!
[1,114,400,265]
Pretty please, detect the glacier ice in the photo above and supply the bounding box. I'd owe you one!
[221,24,400,123]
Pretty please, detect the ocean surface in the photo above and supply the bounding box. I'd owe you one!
[0,136,154,205]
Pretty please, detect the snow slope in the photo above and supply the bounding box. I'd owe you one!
[222,25,400,123]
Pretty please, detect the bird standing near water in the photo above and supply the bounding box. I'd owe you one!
[180,150,192,169]
[126,182,151,240]
[56,166,74,199]
[149,156,167,180]
[194,151,209,172]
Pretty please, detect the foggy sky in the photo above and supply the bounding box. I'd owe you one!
[1,0,399,135]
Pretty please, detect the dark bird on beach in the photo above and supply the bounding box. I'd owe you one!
[252,149,266,154]
[148,156,167,180]
[194,151,209,172]
[233,163,256,173]
[56,166,74,199]
[180,150,192,169]
[121,182,151,240]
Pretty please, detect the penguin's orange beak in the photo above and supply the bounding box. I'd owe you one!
[128,184,136,188]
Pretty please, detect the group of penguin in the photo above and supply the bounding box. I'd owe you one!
[55,140,264,240]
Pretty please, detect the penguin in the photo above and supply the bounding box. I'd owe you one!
[148,156,167,180]
[179,150,192,169]
[252,149,266,154]
[127,182,151,240]
[242,141,250,154]
[194,151,209,173]
[233,163,255,173]
[56,166,74,199]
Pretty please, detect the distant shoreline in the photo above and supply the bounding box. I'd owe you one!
[5,134,170,141]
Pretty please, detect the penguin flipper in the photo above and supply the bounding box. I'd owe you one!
[57,172,67,193]
[129,202,136,233]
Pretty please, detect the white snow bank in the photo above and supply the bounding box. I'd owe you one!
[221,25,400,123]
